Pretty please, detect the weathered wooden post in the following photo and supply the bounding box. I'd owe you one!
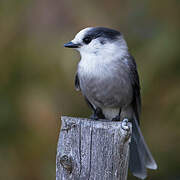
[56,116,132,180]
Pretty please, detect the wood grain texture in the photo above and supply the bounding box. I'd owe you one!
[56,116,132,180]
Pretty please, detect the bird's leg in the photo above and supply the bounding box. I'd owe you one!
[90,107,105,120]
[112,108,121,121]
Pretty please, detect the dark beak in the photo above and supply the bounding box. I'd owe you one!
[64,42,80,48]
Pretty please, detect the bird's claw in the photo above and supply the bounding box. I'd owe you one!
[90,114,99,120]
[121,118,130,131]
[90,107,105,120]
[112,115,120,121]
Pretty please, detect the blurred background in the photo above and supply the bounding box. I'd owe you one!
[0,0,180,179]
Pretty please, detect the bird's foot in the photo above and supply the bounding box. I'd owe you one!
[121,118,130,131]
[112,115,121,121]
[90,113,99,120]
[90,107,105,120]
[121,119,131,142]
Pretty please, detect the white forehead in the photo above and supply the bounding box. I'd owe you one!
[72,27,93,43]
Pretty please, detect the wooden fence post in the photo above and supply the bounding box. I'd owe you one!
[56,116,132,180]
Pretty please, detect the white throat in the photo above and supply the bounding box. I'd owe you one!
[78,41,128,77]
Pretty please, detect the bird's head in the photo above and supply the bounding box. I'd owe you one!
[64,27,128,58]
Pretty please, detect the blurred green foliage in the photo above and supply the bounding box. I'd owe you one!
[0,0,180,179]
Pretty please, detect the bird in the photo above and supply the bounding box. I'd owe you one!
[64,27,157,179]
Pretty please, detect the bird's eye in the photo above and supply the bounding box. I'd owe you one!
[83,37,92,44]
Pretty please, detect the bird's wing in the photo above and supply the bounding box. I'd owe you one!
[75,73,81,91]
[128,55,141,124]
[75,73,95,111]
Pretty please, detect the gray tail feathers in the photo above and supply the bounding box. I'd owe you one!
[129,117,157,179]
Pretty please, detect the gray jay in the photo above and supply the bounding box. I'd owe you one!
[64,27,157,179]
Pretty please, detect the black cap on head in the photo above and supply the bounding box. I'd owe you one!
[84,27,121,41]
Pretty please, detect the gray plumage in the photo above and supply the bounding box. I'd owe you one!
[64,27,157,179]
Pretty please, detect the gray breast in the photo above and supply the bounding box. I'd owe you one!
[78,60,133,109]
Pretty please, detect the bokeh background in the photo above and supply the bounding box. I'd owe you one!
[0,0,180,179]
